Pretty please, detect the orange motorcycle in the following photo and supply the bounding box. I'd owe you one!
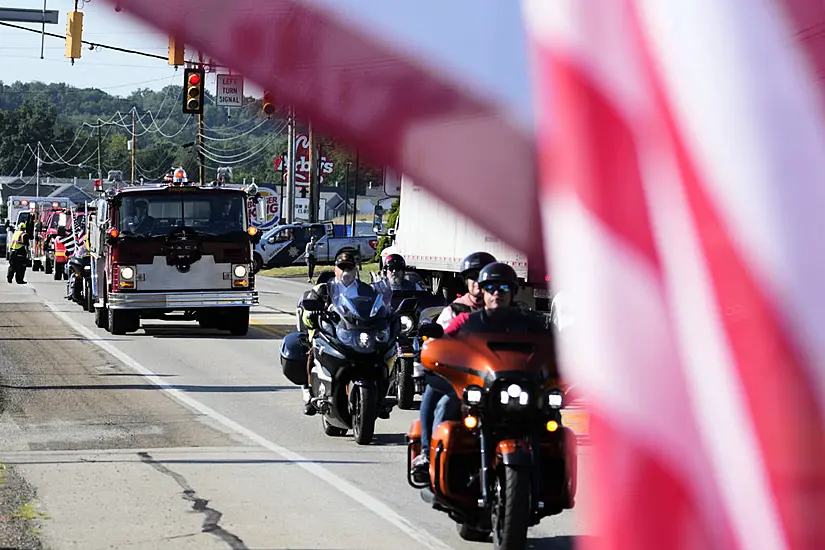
[407,322,577,549]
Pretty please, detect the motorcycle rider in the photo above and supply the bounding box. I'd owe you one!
[300,250,379,416]
[412,262,552,479]
[411,252,496,476]
[383,253,422,291]
[434,252,497,328]
[6,222,30,285]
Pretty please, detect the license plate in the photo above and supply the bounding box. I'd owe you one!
[533,288,551,299]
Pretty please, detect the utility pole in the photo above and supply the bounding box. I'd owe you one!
[308,121,319,223]
[35,142,41,197]
[197,53,206,184]
[351,149,360,237]
[96,119,102,180]
[286,107,296,224]
[343,161,351,230]
[131,110,136,184]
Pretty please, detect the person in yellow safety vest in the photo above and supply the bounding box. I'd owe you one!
[7,222,30,285]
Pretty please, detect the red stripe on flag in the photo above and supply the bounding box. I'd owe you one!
[631,4,825,548]
[538,48,738,550]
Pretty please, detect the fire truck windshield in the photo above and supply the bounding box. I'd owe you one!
[118,193,246,238]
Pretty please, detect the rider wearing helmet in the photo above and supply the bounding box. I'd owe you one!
[435,251,496,328]
[412,252,496,478]
[383,253,421,291]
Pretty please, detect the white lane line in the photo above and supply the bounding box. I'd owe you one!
[42,301,454,550]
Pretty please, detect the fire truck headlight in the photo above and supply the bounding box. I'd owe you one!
[233,264,247,278]
[120,266,136,281]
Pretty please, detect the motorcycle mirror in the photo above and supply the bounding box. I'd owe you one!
[302,298,324,312]
[397,297,419,313]
[418,322,444,340]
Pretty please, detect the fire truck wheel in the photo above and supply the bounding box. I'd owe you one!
[227,307,250,336]
[94,304,108,328]
[108,309,134,335]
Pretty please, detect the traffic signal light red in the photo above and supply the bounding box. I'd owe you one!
[183,68,205,114]
[262,91,275,116]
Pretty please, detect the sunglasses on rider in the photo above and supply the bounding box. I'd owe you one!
[482,283,513,294]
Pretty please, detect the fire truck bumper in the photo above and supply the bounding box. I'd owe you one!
[107,290,258,310]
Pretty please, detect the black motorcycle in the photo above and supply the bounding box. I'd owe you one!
[66,244,94,312]
[280,278,418,444]
[389,289,446,409]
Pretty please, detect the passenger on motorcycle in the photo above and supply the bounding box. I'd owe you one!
[300,250,374,416]
[412,252,497,476]
[383,254,422,291]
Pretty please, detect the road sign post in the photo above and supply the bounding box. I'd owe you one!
[216,74,243,107]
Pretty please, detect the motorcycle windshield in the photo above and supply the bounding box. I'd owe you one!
[329,278,394,323]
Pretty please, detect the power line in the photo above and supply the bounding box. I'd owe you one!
[0,21,170,62]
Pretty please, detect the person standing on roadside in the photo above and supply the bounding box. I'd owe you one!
[305,235,318,283]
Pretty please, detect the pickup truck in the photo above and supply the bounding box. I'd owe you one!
[254,222,378,271]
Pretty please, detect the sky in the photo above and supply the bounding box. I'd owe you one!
[0,0,263,97]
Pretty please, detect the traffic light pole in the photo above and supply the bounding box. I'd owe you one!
[97,119,102,180]
[197,53,205,184]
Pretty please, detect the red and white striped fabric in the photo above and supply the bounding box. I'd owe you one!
[526,0,825,548]
[103,0,825,548]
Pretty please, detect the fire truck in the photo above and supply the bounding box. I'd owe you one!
[4,197,72,264]
[88,168,263,336]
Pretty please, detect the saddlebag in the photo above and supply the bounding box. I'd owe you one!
[280,331,309,385]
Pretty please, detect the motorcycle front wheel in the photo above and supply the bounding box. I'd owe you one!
[396,357,415,410]
[352,384,376,445]
[492,466,531,550]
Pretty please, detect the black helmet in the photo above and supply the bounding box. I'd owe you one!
[384,253,406,271]
[478,262,518,286]
[459,252,496,279]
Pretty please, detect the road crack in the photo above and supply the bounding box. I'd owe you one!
[137,451,247,550]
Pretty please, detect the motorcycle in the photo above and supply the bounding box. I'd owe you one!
[389,290,445,409]
[280,278,418,444]
[407,322,577,549]
[66,244,93,312]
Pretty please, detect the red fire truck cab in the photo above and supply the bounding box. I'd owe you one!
[88,170,263,335]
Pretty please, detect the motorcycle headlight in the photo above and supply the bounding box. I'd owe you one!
[376,327,391,343]
[400,315,414,334]
[119,265,135,280]
[233,264,248,278]
[357,331,373,348]
[500,383,530,406]
[545,389,564,409]
[463,385,484,406]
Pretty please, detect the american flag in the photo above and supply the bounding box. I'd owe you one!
[103,0,825,548]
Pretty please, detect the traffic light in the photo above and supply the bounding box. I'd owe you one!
[168,36,184,66]
[183,68,205,115]
[65,11,83,59]
[262,91,275,116]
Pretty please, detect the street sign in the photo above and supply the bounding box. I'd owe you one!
[0,8,59,24]
[215,74,243,107]
[294,198,327,221]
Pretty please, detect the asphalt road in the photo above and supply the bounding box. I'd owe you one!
[0,265,592,550]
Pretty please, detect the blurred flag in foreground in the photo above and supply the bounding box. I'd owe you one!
[106,0,825,548]
[526,0,825,548]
